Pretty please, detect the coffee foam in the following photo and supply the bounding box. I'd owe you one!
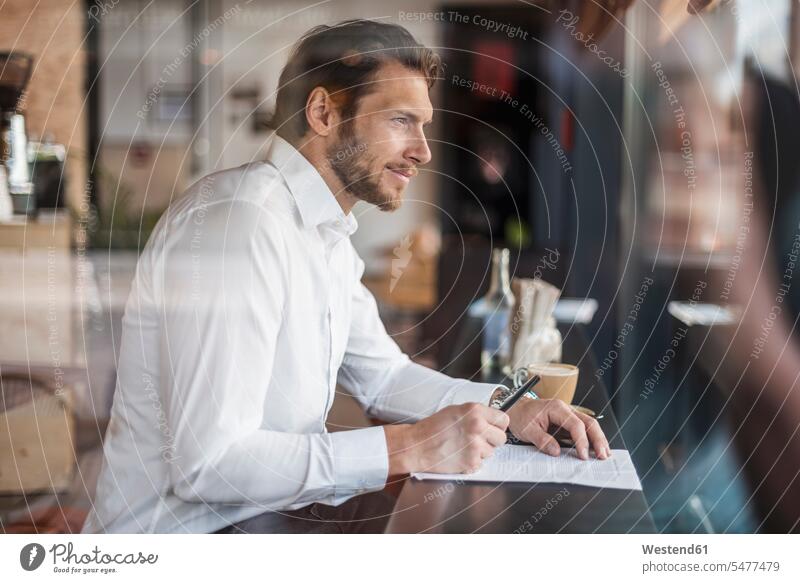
[527,363,578,376]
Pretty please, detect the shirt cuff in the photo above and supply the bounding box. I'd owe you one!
[330,425,389,505]
[447,381,504,407]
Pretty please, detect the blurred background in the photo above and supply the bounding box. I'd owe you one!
[1,0,799,534]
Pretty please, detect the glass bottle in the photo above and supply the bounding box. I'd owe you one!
[477,248,515,382]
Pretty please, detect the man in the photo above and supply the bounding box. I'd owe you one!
[83,19,609,534]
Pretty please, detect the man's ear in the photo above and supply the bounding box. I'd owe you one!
[305,86,337,137]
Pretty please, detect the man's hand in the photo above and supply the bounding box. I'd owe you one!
[506,398,611,461]
[687,0,714,14]
[385,403,509,476]
[572,0,714,44]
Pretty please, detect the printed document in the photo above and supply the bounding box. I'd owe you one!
[412,445,642,490]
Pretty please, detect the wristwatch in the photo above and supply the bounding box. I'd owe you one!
[489,385,537,409]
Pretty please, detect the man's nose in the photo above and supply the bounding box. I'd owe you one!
[406,132,432,166]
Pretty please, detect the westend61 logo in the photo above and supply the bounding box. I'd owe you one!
[19,542,158,575]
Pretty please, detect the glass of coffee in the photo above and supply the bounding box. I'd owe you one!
[513,363,579,404]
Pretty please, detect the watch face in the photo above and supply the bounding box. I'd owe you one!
[490,387,511,408]
[493,387,513,407]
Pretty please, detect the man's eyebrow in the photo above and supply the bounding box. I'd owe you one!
[393,110,433,126]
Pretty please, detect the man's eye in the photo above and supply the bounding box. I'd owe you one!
[392,117,408,126]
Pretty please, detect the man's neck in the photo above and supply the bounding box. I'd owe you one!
[290,134,358,215]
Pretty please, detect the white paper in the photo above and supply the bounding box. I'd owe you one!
[553,298,598,324]
[412,445,642,491]
[667,301,739,326]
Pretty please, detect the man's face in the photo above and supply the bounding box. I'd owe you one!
[326,61,433,212]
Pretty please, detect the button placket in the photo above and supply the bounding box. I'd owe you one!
[326,241,343,419]
[319,229,339,429]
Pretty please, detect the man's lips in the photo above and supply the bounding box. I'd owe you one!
[386,166,417,182]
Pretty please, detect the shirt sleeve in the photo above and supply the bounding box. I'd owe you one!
[158,200,387,507]
[337,245,500,423]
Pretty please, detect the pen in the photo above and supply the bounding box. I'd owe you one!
[495,374,541,412]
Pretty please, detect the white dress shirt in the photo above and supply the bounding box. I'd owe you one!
[82,135,498,533]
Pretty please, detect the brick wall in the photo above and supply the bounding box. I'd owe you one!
[0,0,87,216]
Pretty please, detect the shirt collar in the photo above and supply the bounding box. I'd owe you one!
[264,134,358,236]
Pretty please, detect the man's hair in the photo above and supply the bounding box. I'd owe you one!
[269,19,442,142]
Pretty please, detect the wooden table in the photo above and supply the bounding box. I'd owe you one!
[385,326,656,533]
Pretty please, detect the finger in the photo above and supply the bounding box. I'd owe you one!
[522,423,561,457]
[688,0,713,15]
[484,424,508,448]
[464,456,484,473]
[547,402,590,460]
[575,411,611,459]
[480,405,510,430]
[479,442,496,459]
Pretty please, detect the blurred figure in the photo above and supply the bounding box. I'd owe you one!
[706,64,800,532]
[576,0,800,532]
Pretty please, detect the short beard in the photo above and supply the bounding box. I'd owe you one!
[326,121,401,212]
